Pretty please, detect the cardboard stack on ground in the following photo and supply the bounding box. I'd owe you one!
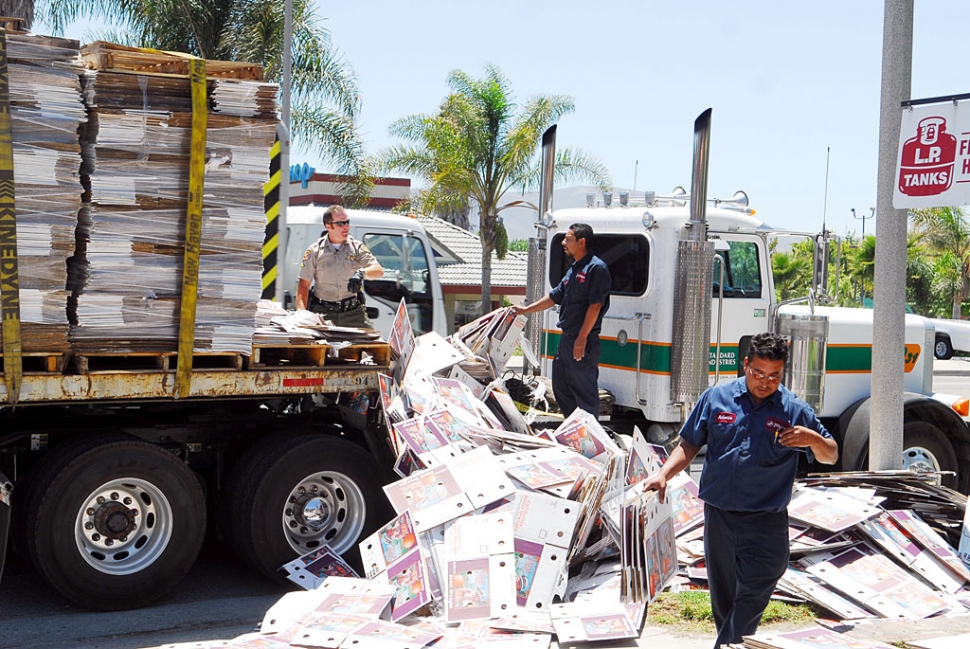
[155,307,970,647]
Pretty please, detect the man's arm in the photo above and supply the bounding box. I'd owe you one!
[513,294,555,316]
[296,278,312,310]
[362,259,383,279]
[642,439,702,502]
[777,426,839,465]
[573,302,603,360]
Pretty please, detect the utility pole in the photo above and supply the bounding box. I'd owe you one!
[870,0,912,473]
[852,207,875,238]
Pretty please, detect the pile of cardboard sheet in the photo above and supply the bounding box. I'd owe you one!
[67,45,278,354]
[192,305,682,648]
[660,469,970,626]
[3,34,87,352]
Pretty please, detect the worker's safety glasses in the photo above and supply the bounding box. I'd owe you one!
[746,366,782,384]
[330,220,350,227]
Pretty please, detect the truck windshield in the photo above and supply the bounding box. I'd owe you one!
[362,233,434,335]
[549,233,649,296]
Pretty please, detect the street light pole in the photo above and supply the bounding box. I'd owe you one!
[852,207,875,237]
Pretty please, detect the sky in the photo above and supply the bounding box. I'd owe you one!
[39,1,970,240]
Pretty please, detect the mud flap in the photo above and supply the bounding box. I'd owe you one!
[0,471,10,584]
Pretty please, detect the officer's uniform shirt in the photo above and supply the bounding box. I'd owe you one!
[549,252,611,336]
[680,376,832,513]
[298,234,375,302]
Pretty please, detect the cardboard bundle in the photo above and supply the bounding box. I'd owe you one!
[2,34,87,352]
[67,50,278,354]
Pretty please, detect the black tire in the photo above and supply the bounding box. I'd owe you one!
[223,433,391,581]
[935,336,954,360]
[902,421,959,488]
[20,435,206,610]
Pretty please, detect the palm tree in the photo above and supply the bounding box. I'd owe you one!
[0,1,33,28]
[771,248,812,302]
[381,65,611,313]
[910,206,970,319]
[39,0,370,199]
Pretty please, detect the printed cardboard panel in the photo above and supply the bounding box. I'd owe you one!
[788,489,880,533]
[666,474,704,535]
[291,613,369,649]
[512,490,580,549]
[446,445,516,509]
[625,427,668,486]
[444,554,516,623]
[385,550,432,621]
[514,538,568,610]
[383,466,472,532]
[339,619,442,649]
[359,511,419,580]
[284,547,360,590]
[445,511,514,559]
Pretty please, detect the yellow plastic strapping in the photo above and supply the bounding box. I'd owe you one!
[174,58,208,399]
[0,29,22,405]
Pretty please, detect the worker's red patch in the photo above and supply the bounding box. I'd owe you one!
[715,412,736,424]
[765,417,790,433]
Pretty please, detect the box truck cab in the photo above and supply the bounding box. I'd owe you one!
[283,206,448,337]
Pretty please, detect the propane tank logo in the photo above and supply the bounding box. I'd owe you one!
[898,116,956,197]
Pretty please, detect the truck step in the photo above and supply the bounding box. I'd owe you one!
[0,351,71,374]
[72,351,244,373]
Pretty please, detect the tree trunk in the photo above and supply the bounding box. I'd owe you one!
[480,212,497,315]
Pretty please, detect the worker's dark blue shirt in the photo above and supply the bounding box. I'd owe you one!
[548,253,611,337]
[680,376,832,513]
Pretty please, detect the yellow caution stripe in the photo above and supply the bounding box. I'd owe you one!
[262,137,281,299]
[0,29,22,405]
[174,58,208,399]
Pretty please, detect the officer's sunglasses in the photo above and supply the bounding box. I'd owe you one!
[329,220,351,227]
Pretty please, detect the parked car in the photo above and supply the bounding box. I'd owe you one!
[929,318,970,359]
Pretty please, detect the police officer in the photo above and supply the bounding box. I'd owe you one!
[513,223,610,416]
[643,332,839,648]
[296,205,383,328]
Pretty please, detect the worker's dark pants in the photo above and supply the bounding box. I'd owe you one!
[322,306,371,329]
[704,504,789,649]
[552,333,601,417]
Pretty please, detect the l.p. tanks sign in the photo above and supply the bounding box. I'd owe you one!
[894,97,970,209]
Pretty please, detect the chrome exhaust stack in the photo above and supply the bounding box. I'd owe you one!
[670,109,716,406]
[524,126,557,372]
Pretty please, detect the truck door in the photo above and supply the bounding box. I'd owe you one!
[710,236,771,379]
[361,231,436,336]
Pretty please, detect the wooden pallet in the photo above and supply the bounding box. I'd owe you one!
[332,343,391,366]
[81,42,264,80]
[73,351,244,373]
[0,351,70,374]
[249,344,329,369]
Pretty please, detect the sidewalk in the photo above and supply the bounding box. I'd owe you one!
[933,357,970,376]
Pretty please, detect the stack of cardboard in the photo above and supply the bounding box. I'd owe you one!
[3,34,87,353]
[68,44,278,354]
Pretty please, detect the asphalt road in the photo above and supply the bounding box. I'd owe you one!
[0,538,286,649]
[1,361,968,649]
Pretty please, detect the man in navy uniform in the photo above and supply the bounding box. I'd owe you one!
[643,332,838,648]
[513,223,611,417]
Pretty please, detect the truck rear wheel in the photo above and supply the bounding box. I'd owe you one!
[903,421,959,488]
[223,433,389,580]
[20,436,206,610]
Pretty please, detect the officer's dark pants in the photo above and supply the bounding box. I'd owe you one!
[551,333,601,417]
[322,306,371,329]
[704,504,790,648]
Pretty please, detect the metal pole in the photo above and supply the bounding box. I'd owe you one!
[870,0,912,472]
[276,0,293,304]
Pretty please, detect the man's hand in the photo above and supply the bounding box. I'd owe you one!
[642,473,668,502]
[777,425,840,465]
[512,304,528,316]
[347,268,365,293]
[573,335,587,361]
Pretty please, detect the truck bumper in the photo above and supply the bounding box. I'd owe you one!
[0,470,10,584]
